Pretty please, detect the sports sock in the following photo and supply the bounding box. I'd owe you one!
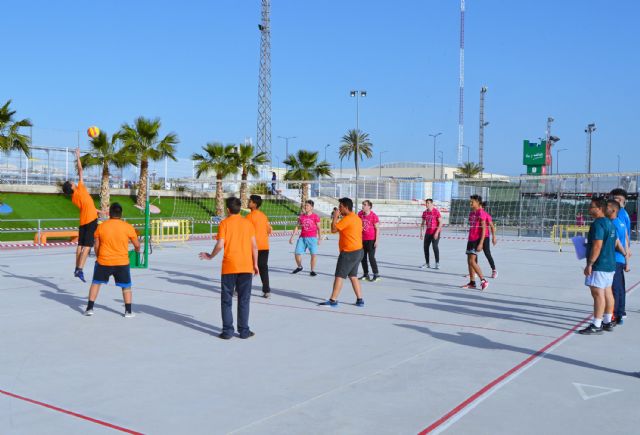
[603,313,613,324]
[593,318,603,328]
[86,300,95,310]
[125,303,132,313]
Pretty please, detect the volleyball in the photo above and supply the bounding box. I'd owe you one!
[87,126,100,138]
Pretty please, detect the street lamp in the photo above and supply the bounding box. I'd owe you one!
[350,89,367,212]
[277,135,296,166]
[324,144,331,162]
[437,150,444,179]
[429,132,442,179]
[556,148,568,174]
[379,150,388,178]
[585,123,596,174]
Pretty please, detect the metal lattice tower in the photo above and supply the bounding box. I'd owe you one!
[457,0,465,165]
[257,0,272,162]
[479,86,487,177]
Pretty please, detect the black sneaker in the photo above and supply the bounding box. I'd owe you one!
[578,324,603,335]
[239,331,255,339]
[310,271,317,277]
[218,333,233,340]
[359,274,369,281]
[602,322,616,332]
[291,267,303,274]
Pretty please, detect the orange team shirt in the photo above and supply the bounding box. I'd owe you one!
[94,219,138,266]
[217,214,256,274]
[71,182,98,225]
[335,212,363,252]
[246,209,271,250]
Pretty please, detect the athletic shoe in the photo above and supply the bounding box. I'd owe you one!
[124,311,136,318]
[291,267,303,274]
[370,275,381,282]
[318,299,338,307]
[74,269,86,283]
[578,323,603,335]
[461,281,477,289]
[602,322,615,331]
[434,263,440,270]
[491,270,498,279]
[218,333,233,340]
[419,263,430,269]
[263,292,271,299]
[310,271,317,277]
[83,309,94,316]
[480,279,489,291]
[622,314,627,319]
[359,274,369,281]
[355,298,365,307]
[239,331,255,339]
[616,318,624,325]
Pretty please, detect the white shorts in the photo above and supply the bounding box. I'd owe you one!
[584,271,615,288]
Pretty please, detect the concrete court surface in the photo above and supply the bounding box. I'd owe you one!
[1,233,639,435]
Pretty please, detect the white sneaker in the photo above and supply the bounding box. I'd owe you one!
[83,309,94,316]
[420,264,430,269]
[124,311,136,318]
[435,263,440,270]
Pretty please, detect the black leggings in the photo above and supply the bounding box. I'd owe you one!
[258,250,270,293]
[482,238,496,270]
[423,234,440,264]
[361,240,379,275]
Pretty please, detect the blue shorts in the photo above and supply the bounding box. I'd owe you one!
[92,262,132,288]
[295,237,318,255]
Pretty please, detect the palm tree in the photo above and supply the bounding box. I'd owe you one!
[456,162,483,178]
[192,143,238,217]
[232,144,269,208]
[119,117,179,207]
[339,129,373,208]
[80,131,136,211]
[283,150,332,209]
[0,100,33,156]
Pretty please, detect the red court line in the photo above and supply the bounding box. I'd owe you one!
[418,278,640,434]
[137,286,557,339]
[0,389,144,434]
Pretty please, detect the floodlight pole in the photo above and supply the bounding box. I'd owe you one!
[429,132,442,179]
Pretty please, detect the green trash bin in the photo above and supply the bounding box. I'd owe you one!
[129,250,146,269]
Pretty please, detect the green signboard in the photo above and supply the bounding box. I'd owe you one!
[526,165,544,175]
[523,140,546,165]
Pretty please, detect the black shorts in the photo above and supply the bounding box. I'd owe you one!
[78,219,98,247]
[335,249,364,278]
[92,262,132,288]
[466,240,481,255]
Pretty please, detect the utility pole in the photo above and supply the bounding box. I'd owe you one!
[479,86,488,178]
[585,123,596,174]
[457,0,465,166]
[256,0,272,163]
[545,117,554,174]
[429,132,442,180]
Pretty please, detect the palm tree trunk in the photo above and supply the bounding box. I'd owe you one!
[100,163,110,212]
[240,172,248,209]
[216,175,224,217]
[301,183,309,209]
[136,160,148,208]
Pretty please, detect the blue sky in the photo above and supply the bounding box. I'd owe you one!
[2,0,638,175]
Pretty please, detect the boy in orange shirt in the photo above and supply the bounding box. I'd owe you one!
[83,203,140,317]
[246,195,273,298]
[319,197,364,307]
[199,197,259,340]
[62,148,103,283]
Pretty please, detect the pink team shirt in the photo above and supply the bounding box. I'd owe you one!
[298,213,320,238]
[358,210,379,241]
[468,209,488,241]
[484,211,494,238]
[422,208,442,235]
